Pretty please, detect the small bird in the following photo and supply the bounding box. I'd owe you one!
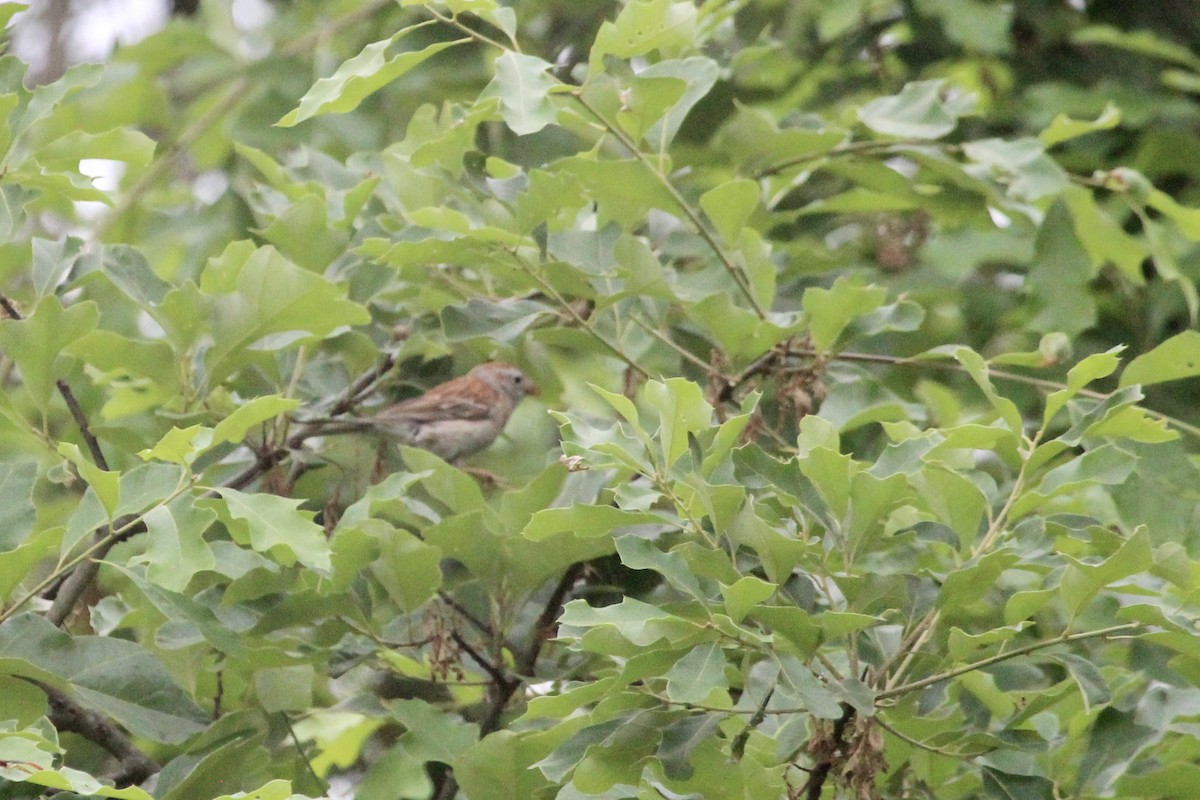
[306,362,538,462]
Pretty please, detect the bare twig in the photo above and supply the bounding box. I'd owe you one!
[56,378,109,470]
[0,295,21,319]
[875,622,1140,702]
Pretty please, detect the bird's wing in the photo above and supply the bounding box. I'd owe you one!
[380,383,496,423]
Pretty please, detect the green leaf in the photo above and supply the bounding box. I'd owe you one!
[720,576,776,623]
[776,656,843,719]
[643,378,714,467]
[113,563,248,656]
[940,550,1019,609]
[1144,187,1200,241]
[391,698,479,765]
[636,57,719,148]
[748,607,820,657]
[0,613,207,743]
[657,714,722,780]
[15,764,155,800]
[954,347,1023,433]
[664,642,727,703]
[947,623,1033,661]
[558,598,700,648]
[134,498,216,592]
[399,446,487,513]
[0,297,98,409]
[612,73,688,143]
[454,731,551,800]
[803,278,887,351]
[589,0,698,73]
[1063,186,1146,281]
[211,395,299,445]
[1116,763,1200,798]
[700,179,759,243]
[981,767,1054,800]
[254,665,314,713]
[34,127,156,170]
[0,461,38,550]
[962,137,1069,201]
[259,194,348,271]
[522,678,617,721]
[857,80,963,139]
[278,27,466,126]
[5,62,103,161]
[1015,444,1137,519]
[1060,528,1153,618]
[1043,346,1123,424]
[686,292,799,360]
[481,52,562,135]
[0,528,59,602]
[1071,25,1200,69]
[370,528,442,612]
[212,488,331,572]
[199,242,370,384]
[555,156,677,229]
[523,504,664,540]
[615,535,703,598]
[57,443,120,519]
[1120,331,1200,389]
[140,425,211,466]
[1039,103,1121,146]
[913,0,1013,54]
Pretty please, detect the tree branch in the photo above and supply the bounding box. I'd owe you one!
[875,622,1141,702]
[431,563,584,800]
[801,703,855,800]
[55,378,109,470]
[43,683,158,786]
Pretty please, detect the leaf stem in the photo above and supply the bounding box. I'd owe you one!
[796,345,1200,441]
[423,5,520,53]
[506,250,651,377]
[570,90,768,319]
[875,622,1140,702]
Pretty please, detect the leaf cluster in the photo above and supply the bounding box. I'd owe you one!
[3,1,1200,799]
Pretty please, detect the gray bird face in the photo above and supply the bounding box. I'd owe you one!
[474,363,538,403]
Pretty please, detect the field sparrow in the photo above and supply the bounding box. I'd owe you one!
[309,362,538,462]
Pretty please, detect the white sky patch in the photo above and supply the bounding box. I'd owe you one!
[74,158,127,222]
[70,0,169,61]
[232,0,274,31]
[987,206,1013,229]
[193,170,230,205]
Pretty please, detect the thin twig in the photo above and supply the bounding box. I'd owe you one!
[451,631,512,687]
[875,622,1140,702]
[874,714,969,758]
[0,295,21,319]
[43,682,158,786]
[221,352,398,490]
[282,713,328,796]
[802,703,855,800]
[423,5,520,52]
[570,91,768,319]
[432,563,584,800]
[438,591,495,638]
[56,378,109,470]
